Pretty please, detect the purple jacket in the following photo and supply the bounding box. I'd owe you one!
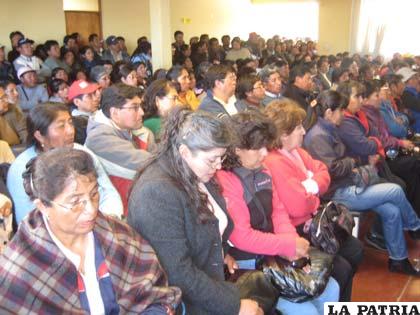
[362,104,402,150]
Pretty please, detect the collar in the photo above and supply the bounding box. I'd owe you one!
[213,95,228,107]
[317,117,337,133]
[405,86,418,96]
[42,213,94,272]
[265,91,281,98]
[232,166,264,180]
[72,108,95,117]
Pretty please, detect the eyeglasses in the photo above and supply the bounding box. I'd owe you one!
[121,105,142,112]
[253,84,265,90]
[46,190,99,213]
[204,155,227,169]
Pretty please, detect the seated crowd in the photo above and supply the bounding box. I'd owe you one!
[0,28,419,314]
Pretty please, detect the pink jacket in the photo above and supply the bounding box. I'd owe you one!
[264,148,331,226]
[217,169,298,258]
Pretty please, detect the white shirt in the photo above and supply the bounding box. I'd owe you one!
[43,215,105,315]
[199,183,228,236]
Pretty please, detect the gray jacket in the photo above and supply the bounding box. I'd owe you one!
[127,156,240,315]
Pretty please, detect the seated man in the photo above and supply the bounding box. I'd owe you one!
[102,35,130,64]
[41,40,69,79]
[0,44,16,84]
[13,38,44,82]
[313,58,332,92]
[16,67,48,112]
[382,74,410,138]
[234,74,265,112]
[260,65,282,106]
[198,64,237,118]
[85,84,152,214]
[283,65,318,130]
[68,80,100,144]
[397,67,420,132]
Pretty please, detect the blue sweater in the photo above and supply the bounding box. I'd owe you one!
[379,100,409,138]
[7,144,123,223]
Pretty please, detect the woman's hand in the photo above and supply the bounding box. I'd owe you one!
[239,299,263,315]
[368,154,380,166]
[400,139,415,150]
[224,254,238,274]
[295,237,310,259]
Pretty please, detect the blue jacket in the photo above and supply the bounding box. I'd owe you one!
[337,111,378,164]
[379,100,409,138]
[198,91,230,119]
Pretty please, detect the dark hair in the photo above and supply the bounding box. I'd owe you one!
[385,74,403,87]
[166,65,187,93]
[49,79,68,95]
[174,30,183,38]
[316,90,348,117]
[142,79,174,119]
[132,107,233,223]
[236,74,260,100]
[132,41,151,56]
[336,80,364,102]
[51,67,67,79]
[79,45,93,56]
[22,148,97,207]
[152,68,168,81]
[205,64,234,90]
[223,110,276,170]
[101,83,140,118]
[116,36,125,42]
[289,65,311,83]
[9,31,24,40]
[362,80,380,99]
[27,102,71,150]
[88,33,98,42]
[44,40,59,53]
[331,68,349,84]
[111,63,134,83]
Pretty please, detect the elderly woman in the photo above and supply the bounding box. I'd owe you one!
[304,89,420,276]
[263,98,364,302]
[0,148,181,313]
[90,65,111,90]
[7,102,123,223]
[217,110,339,315]
[128,108,264,315]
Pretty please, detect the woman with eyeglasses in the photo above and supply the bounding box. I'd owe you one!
[263,98,364,302]
[304,89,420,276]
[7,102,123,224]
[217,110,339,315]
[142,79,179,139]
[128,108,264,315]
[166,65,200,110]
[0,148,181,314]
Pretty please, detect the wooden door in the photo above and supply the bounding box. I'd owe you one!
[65,11,102,46]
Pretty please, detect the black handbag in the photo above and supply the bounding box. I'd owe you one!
[351,164,381,193]
[309,201,354,255]
[259,247,334,303]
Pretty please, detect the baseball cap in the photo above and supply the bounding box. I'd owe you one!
[68,80,99,100]
[106,35,119,46]
[17,66,36,79]
[396,67,418,83]
[17,38,34,47]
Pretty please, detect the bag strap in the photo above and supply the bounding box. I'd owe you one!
[232,169,269,231]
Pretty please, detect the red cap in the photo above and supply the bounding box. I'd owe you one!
[68,80,99,100]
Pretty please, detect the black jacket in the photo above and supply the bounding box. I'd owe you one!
[128,156,240,315]
[283,84,318,131]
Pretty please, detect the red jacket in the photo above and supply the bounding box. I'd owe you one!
[264,148,330,226]
[217,169,298,258]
